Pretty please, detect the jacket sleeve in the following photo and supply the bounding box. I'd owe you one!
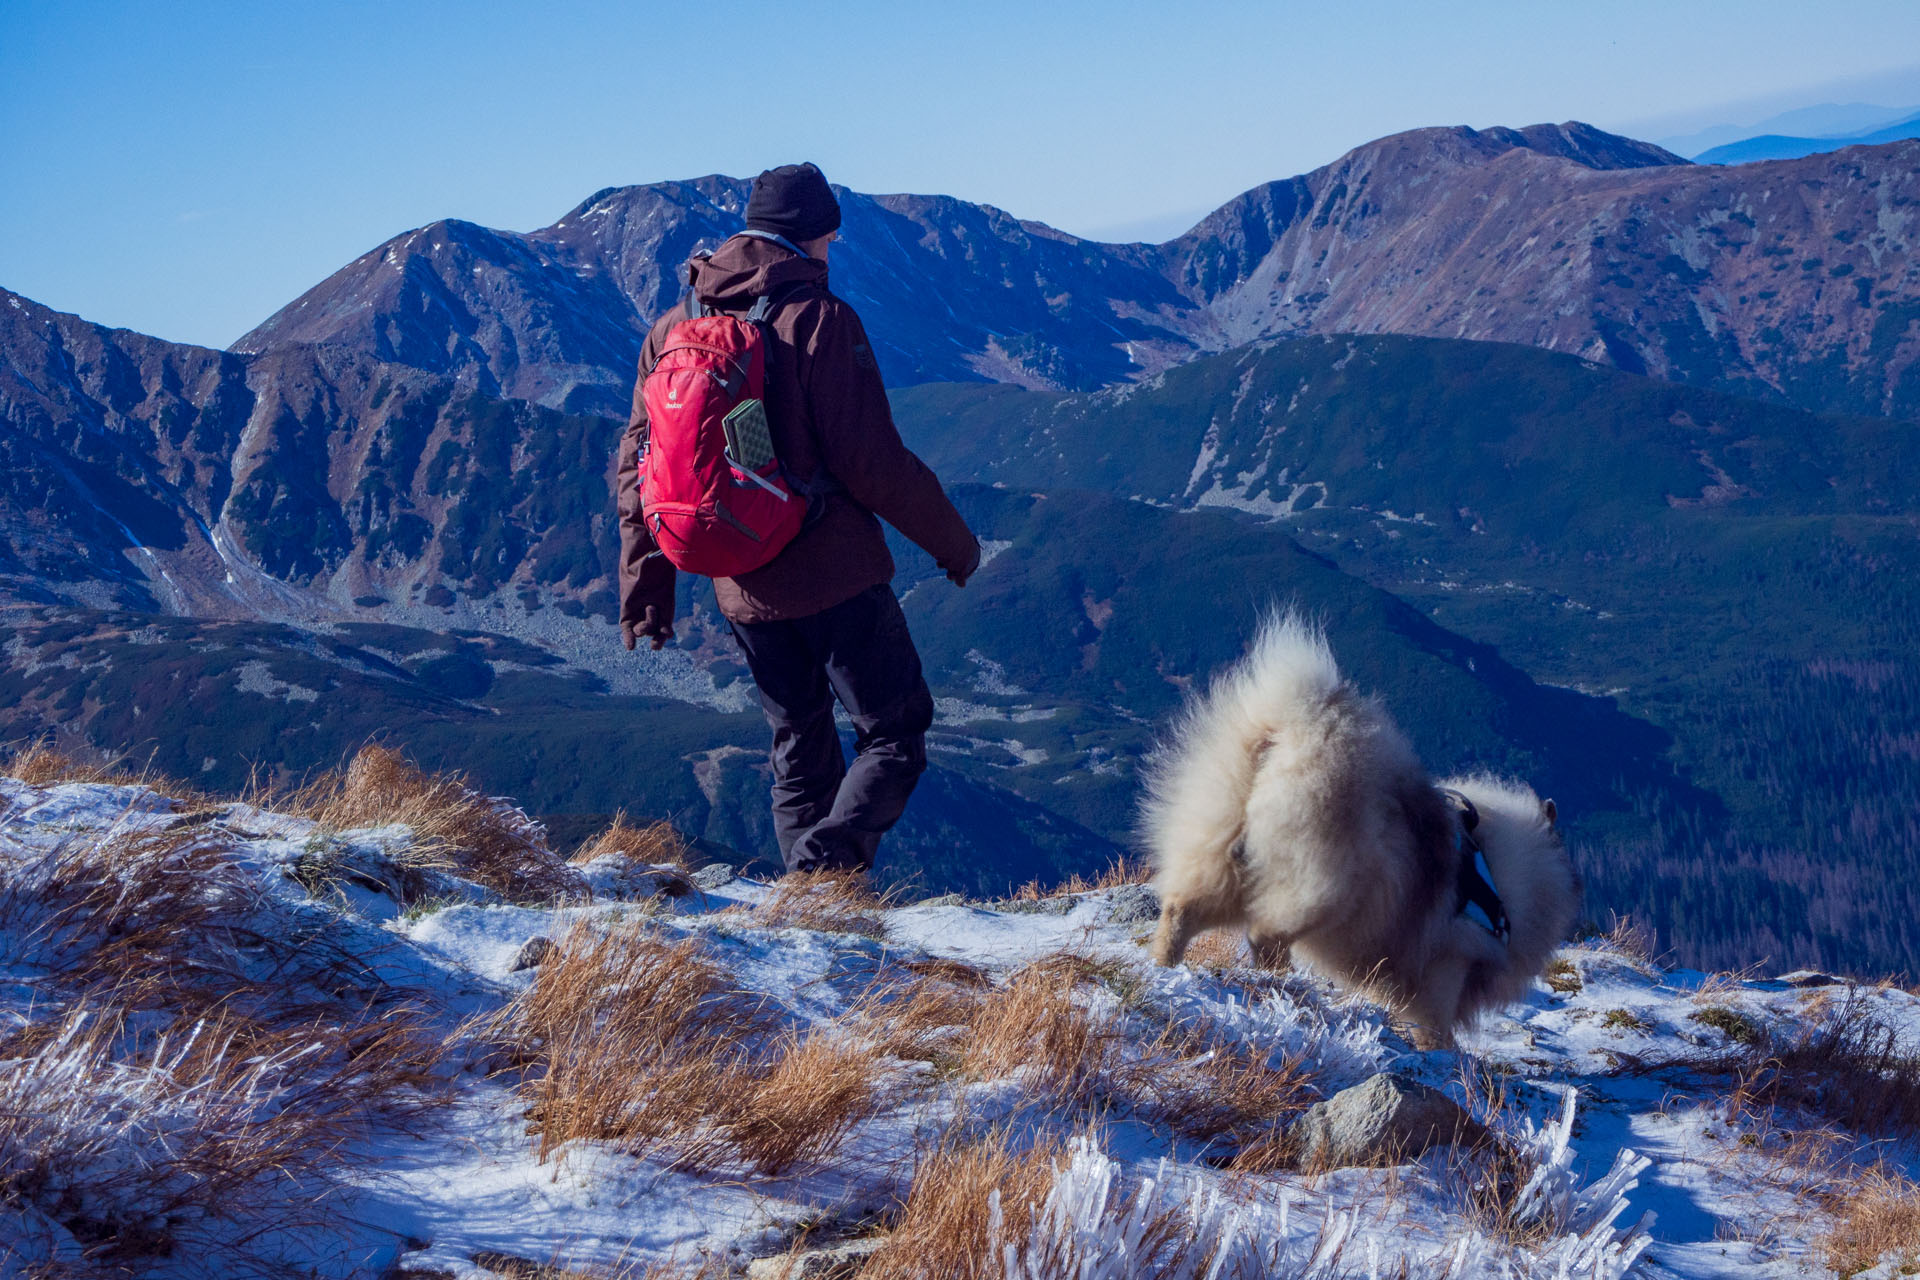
[800,300,980,576]
[616,325,678,634]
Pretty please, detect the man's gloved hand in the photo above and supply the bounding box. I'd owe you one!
[946,539,984,588]
[622,605,676,651]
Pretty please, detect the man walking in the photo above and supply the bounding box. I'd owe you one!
[616,162,980,877]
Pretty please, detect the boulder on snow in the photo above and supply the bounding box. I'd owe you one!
[746,1239,884,1280]
[692,861,739,890]
[1291,1072,1489,1168]
[574,852,694,900]
[511,936,559,972]
[1100,882,1160,925]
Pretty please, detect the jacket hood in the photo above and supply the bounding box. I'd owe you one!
[687,233,829,309]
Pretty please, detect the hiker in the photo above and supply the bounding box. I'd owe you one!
[616,162,981,877]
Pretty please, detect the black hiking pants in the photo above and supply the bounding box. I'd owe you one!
[728,584,934,874]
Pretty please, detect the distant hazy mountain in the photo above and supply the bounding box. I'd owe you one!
[235,122,1920,423]
[1657,100,1920,157]
[1695,110,1920,165]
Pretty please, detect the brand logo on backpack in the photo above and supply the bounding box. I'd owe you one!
[638,293,806,578]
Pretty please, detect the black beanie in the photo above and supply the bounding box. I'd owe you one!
[745,162,842,243]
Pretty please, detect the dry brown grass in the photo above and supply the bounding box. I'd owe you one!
[959,957,1123,1110]
[718,1031,883,1175]
[1127,1014,1314,1170]
[3,740,145,789]
[1434,1060,1600,1249]
[1006,856,1151,902]
[1817,1165,1920,1277]
[492,920,879,1175]
[1182,929,1250,973]
[498,923,768,1162]
[853,953,1149,1116]
[852,969,987,1068]
[1599,911,1664,972]
[1724,994,1920,1140]
[571,810,689,868]
[741,870,890,939]
[283,745,585,904]
[859,1126,1064,1280]
[2,825,432,1041]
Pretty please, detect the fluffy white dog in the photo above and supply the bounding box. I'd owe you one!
[1142,613,1581,1048]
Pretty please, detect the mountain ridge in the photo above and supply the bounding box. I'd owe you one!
[228,121,1920,422]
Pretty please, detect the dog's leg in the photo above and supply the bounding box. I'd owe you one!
[1247,926,1292,971]
[1404,950,1474,1051]
[1152,899,1201,967]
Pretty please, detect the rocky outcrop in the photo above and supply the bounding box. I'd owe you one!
[1,288,621,619]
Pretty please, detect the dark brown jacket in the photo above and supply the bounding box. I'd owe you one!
[617,235,979,629]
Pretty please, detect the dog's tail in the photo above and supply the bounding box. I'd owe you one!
[1140,611,1342,886]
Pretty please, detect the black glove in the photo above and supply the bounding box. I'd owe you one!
[946,540,983,588]
[622,606,675,651]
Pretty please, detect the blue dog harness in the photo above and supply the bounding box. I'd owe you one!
[1440,789,1509,946]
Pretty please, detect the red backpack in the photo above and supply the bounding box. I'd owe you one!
[637,290,806,578]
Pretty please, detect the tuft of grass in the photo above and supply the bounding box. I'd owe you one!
[1447,1064,1564,1248]
[1817,1165,1920,1278]
[493,922,769,1164]
[281,745,585,904]
[3,739,154,790]
[1544,957,1583,995]
[1006,856,1151,902]
[1694,1005,1765,1045]
[960,958,1121,1109]
[1726,995,1920,1140]
[1,997,444,1271]
[570,810,689,868]
[1125,1014,1313,1170]
[852,966,989,1069]
[744,870,890,939]
[716,1031,883,1176]
[1600,911,1664,972]
[1601,1008,1650,1033]
[860,1127,1063,1280]
[489,920,878,1176]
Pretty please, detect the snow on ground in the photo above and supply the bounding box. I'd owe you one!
[3,775,1917,1278]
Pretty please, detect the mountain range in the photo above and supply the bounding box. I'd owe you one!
[5,120,1920,972]
[236,122,1920,423]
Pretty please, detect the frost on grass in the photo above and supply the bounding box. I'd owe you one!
[0,786,445,1275]
[991,1107,1652,1280]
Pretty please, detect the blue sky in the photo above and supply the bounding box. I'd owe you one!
[4,0,1919,349]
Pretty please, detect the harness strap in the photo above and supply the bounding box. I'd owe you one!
[1439,788,1510,946]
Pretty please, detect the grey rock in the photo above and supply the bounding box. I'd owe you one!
[575,852,695,900]
[511,935,559,972]
[917,892,965,907]
[1291,1072,1488,1168]
[693,862,739,890]
[746,1239,883,1280]
[1779,969,1842,988]
[1101,882,1161,925]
